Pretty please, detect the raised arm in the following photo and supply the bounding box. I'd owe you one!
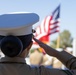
[33,37,76,69]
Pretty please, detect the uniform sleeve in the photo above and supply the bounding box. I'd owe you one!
[56,51,76,69]
[39,66,74,75]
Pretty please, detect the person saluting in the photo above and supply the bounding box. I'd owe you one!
[0,12,75,75]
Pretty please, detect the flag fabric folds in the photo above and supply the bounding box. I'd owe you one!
[33,4,60,45]
[50,4,60,34]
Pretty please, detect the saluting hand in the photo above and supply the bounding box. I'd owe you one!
[33,37,59,57]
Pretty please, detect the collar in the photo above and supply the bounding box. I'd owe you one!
[0,56,26,64]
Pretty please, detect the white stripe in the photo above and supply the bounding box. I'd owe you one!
[45,16,51,32]
[40,19,45,33]
[35,26,41,35]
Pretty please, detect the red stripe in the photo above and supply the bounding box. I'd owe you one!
[39,25,41,35]
[48,30,59,35]
[51,30,59,34]
[50,25,59,30]
[51,20,59,25]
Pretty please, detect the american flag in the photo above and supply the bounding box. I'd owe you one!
[34,4,60,44]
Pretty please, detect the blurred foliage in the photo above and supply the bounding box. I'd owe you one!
[30,48,41,53]
[30,49,35,53]
[50,30,73,48]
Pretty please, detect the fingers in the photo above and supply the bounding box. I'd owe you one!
[33,37,53,55]
[33,37,57,57]
[33,37,48,49]
[33,37,43,45]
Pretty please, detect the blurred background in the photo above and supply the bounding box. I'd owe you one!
[0,0,76,69]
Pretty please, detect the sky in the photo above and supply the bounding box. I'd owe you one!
[0,0,76,41]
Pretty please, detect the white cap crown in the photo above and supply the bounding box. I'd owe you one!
[0,12,39,36]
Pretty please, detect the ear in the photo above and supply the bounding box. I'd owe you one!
[27,41,33,51]
[19,41,33,58]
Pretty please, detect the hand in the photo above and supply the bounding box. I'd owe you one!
[33,37,59,57]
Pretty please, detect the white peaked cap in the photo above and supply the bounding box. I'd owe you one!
[0,12,39,36]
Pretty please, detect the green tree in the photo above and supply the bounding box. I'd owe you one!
[51,30,73,48]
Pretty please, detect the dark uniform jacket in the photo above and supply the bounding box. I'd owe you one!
[0,51,76,75]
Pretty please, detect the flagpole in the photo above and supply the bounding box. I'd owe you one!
[56,33,60,48]
[56,2,61,48]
